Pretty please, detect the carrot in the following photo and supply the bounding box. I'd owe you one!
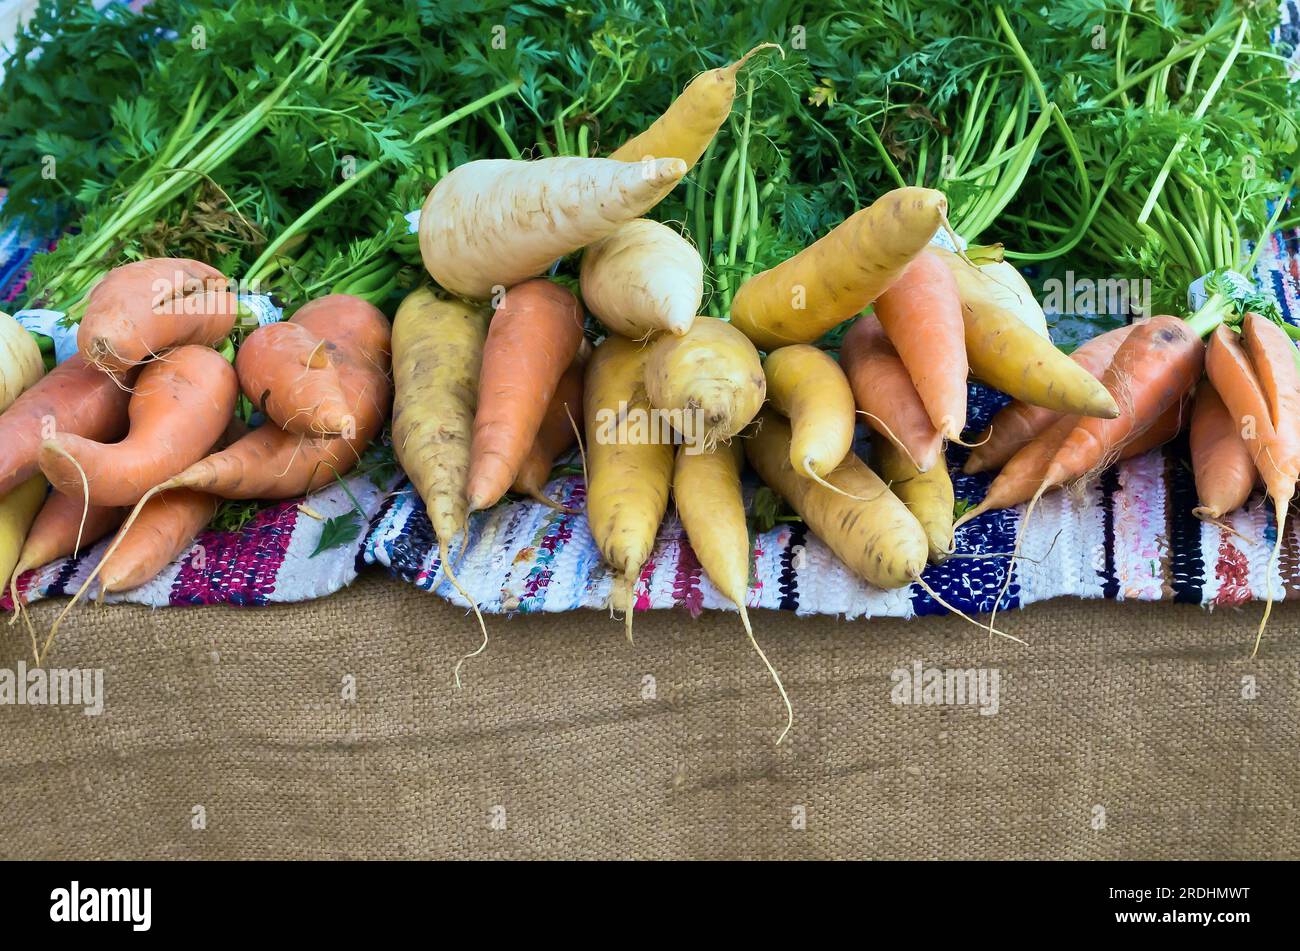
[673,440,792,743]
[8,491,124,621]
[390,288,491,685]
[932,248,1119,419]
[1210,313,1300,654]
[0,311,44,412]
[964,323,1137,473]
[609,44,780,169]
[644,316,766,449]
[585,334,675,641]
[38,345,238,507]
[0,355,138,497]
[730,187,949,350]
[1190,382,1255,521]
[873,434,955,564]
[0,475,46,595]
[954,415,1078,529]
[762,344,856,491]
[1240,313,1300,499]
[510,352,586,512]
[953,257,1051,339]
[79,258,239,373]
[93,490,218,597]
[872,251,967,438]
[392,288,487,556]
[235,317,350,436]
[746,409,926,589]
[1042,316,1203,490]
[978,316,1202,635]
[580,219,702,338]
[954,397,1186,530]
[839,313,943,472]
[158,304,391,500]
[467,279,585,512]
[419,157,687,300]
[1205,324,1277,447]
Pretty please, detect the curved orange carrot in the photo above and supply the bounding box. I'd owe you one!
[1043,316,1203,489]
[38,346,238,506]
[0,355,138,496]
[1119,394,1187,459]
[964,323,1137,473]
[954,415,1077,527]
[1190,381,1255,520]
[236,322,350,436]
[873,251,966,438]
[840,312,943,472]
[467,278,584,511]
[510,354,586,511]
[80,258,239,373]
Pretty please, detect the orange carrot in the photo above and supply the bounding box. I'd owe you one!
[467,278,585,511]
[839,312,942,472]
[1229,313,1300,654]
[1119,394,1187,458]
[954,414,1077,528]
[154,297,392,500]
[79,258,239,373]
[1042,316,1203,490]
[955,393,1187,530]
[0,355,138,496]
[1190,381,1255,521]
[964,323,1137,473]
[1205,324,1278,454]
[8,491,124,619]
[872,251,966,438]
[1239,313,1300,498]
[510,353,586,512]
[38,346,238,506]
[235,319,350,436]
[98,489,218,594]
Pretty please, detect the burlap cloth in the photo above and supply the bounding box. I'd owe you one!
[2,571,1296,859]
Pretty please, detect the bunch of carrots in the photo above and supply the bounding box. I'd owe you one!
[0,40,1293,744]
[0,260,392,661]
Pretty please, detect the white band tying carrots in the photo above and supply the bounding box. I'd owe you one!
[237,293,283,326]
[1186,268,1255,312]
[14,309,78,364]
